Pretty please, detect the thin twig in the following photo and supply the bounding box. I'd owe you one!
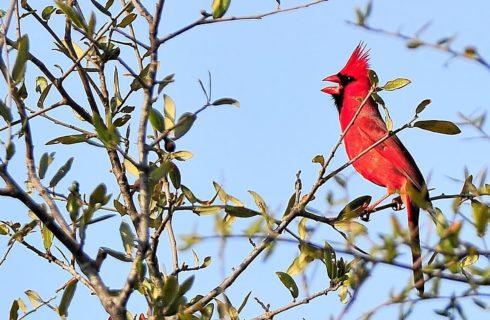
[18,295,57,320]
[347,20,490,71]
[19,239,94,292]
[252,283,341,320]
[159,0,329,44]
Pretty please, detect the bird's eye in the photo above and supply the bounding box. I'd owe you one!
[338,73,355,85]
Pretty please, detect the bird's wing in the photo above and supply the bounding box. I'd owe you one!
[356,116,425,191]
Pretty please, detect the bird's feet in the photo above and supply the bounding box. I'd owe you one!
[391,196,404,210]
[360,195,403,221]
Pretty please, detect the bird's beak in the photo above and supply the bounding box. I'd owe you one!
[321,74,341,95]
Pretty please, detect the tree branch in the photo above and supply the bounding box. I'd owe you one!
[252,282,342,320]
[347,20,490,71]
[159,0,329,44]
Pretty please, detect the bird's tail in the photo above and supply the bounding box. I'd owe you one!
[402,192,424,294]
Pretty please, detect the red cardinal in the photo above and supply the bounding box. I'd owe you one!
[321,43,428,294]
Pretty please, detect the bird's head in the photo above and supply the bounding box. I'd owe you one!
[321,43,371,110]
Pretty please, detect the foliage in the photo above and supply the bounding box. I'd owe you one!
[0,1,489,320]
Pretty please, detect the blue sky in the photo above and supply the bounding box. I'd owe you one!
[1,0,490,319]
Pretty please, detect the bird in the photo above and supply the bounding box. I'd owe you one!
[321,43,429,294]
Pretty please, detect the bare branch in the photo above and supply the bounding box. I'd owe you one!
[159,0,329,44]
[348,20,490,71]
[183,172,305,314]
[252,283,341,320]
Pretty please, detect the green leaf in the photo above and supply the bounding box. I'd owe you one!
[92,112,110,145]
[0,99,12,123]
[202,256,212,268]
[371,91,385,107]
[89,183,110,206]
[42,6,56,20]
[193,206,222,215]
[178,275,195,297]
[407,39,422,49]
[113,115,131,127]
[365,0,373,17]
[237,291,252,313]
[324,242,336,279]
[12,35,29,83]
[130,64,150,91]
[382,78,411,91]
[46,134,89,145]
[162,275,178,307]
[42,223,54,251]
[248,190,268,215]
[213,181,228,203]
[117,13,136,28]
[149,107,164,132]
[181,185,199,204]
[150,161,171,182]
[337,195,371,221]
[119,221,135,255]
[171,150,193,161]
[158,73,175,94]
[35,76,48,93]
[9,220,38,244]
[25,290,43,308]
[0,223,8,235]
[415,99,431,114]
[298,217,307,240]
[168,161,181,189]
[368,69,379,86]
[114,199,127,216]
[124,159,139,177]
[37,83,52,108]
[6,142,15,161]
[16,299,27,314]
[385,112,393,131]
[461,253,479,268]
[49,157,74,188]
[107,121,121,148]
[211,0,231,19]
[191,249,200,266]
[224,205,260,218]
[211,97,240,107]
[282,192,296,217]
[334,221,367,235]
[163,94,176,130]
[67,183,81,222]
[471,200,489,237]
[56,1,86,29]
[113,67,122,107]
[105,0,115,10]
[87,12,96,37]
[173,112,196,140]
[120,106,135,114]
[9,299,19,320]
[58,279,77,317]
[413,120,461,135]
[286,256,309,276]
[312,154,325,166]
[18,82,28,99]
[38,152,55,179]
[276,271,299,299]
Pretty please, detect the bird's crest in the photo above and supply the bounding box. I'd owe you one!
[340,42,370,75]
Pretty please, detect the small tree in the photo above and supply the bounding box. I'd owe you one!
[0,1,489,319]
